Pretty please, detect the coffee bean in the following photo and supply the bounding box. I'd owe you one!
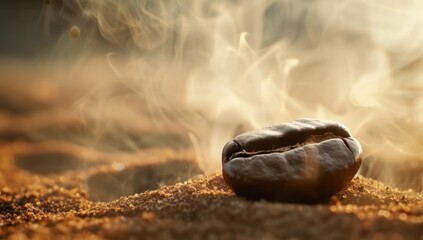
[222,119,362,203]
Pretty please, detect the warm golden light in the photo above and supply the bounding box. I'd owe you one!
[40,0,423,190]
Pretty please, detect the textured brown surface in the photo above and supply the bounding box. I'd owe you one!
[0,170,423,239]
[0,137,422,240]
[0,66,422,239]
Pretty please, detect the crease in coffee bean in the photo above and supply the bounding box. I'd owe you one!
[340,137,362,160]
[341,138,354,155]
[233,139,243,150]
[230,133,343,160]
[228,139,244,160]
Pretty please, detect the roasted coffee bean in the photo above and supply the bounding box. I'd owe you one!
[222,119,362,203]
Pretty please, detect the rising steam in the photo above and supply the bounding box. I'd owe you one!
[48,0,423,190]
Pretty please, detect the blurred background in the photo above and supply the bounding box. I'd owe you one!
[0,0,422,193]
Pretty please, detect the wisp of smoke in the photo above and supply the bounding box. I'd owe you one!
[47,0,423,190]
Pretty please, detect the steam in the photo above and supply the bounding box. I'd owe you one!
[49,0,423,190]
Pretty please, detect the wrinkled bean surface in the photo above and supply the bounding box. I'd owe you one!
[222,119,362,203]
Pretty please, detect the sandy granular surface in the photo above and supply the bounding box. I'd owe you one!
[0,168,422,240]
[0,66,422,239]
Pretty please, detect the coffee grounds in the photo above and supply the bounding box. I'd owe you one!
[1,171,422,239]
